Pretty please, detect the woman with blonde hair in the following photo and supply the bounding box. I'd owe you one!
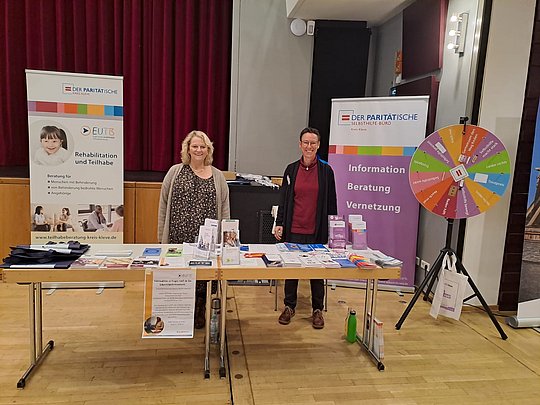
[158,130,230,328]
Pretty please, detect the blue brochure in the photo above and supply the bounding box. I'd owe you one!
[142,247,162,256]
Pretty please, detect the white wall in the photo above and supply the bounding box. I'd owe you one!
[416,0,480,285]
[462,0,535,304]
[229,0,313,176]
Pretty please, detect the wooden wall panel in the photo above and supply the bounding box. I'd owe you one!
[0,179,31,259]
[134,182,161,244]
[0,179,161,256]
[123,182,136,243]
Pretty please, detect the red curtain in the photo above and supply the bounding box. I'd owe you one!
[0,0,232,171]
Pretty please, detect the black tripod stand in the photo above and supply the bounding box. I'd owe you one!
[395,218,508,340]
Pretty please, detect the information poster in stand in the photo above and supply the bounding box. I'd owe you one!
[26,70,124,245]
[328,96,429,289]
[143,269,196,338]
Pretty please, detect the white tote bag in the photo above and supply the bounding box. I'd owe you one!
[430,253,469,320]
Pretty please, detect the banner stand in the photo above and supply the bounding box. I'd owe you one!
[26,70,125,293]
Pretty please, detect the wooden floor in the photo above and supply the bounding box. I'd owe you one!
[1,280,539,404]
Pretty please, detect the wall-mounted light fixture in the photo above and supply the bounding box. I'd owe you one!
[447,12,468,54]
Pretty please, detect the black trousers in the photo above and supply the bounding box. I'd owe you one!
[283,233,324,311]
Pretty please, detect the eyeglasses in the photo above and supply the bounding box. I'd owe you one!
[301,140,318,147]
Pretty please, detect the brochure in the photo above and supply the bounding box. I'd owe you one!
[195,225,214,259]
[142,247,162,256]
[222,219,240,265]
[284,243,313,252]
[314,254,340,268]
[70,256,106,269]
[222,219,240,247]
[159,256,187,268]
[262,254,283,267]
[102,257,132,268]
[298,254,321,267]
[279,252,302,267]
[334,258,357,268]
[130,257,160,268]
[165,246,183,257]
[204,218,219,250]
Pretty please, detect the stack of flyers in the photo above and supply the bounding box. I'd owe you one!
[308,244,329,252]
[70,256,106,269]
[130,257,160,268]
[262,254,283,267]
[369,250,403,267]
[334,258,357,268]
[284,243,313,252]
[275,243,289,252]
[279,252,302,267]
[314,254,340,268]
[327,250,349,260]
[298,254,321,267]
[348,254,378,269]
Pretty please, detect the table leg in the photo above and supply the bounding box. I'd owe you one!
[204,280,212,379]
[18,283,54,389]
[219,280,227,379]
[357,279,384,371]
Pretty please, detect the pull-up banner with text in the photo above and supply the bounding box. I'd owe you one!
[26,70,124,244]
[328,96,429,288]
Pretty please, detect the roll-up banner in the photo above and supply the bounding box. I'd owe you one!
[26,70,124,244]
[328,96,429,288]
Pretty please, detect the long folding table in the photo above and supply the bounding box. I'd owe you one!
[1,244,400,388]
[217,265,400,373]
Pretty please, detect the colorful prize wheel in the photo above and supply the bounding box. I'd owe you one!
[409,124,511,219]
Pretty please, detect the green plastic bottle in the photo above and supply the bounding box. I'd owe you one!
[346,309,357,343]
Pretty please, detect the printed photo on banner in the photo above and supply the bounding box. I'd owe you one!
[31,203,78,232]
[29,121,74,166]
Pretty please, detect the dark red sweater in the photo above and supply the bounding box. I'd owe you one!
[291,158,319,234]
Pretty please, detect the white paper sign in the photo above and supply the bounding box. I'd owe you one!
[143,269,196,338]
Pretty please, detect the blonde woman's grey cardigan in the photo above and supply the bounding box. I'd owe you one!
[157,163,231,243]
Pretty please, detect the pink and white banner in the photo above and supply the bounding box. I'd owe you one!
[328,96,429,288]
